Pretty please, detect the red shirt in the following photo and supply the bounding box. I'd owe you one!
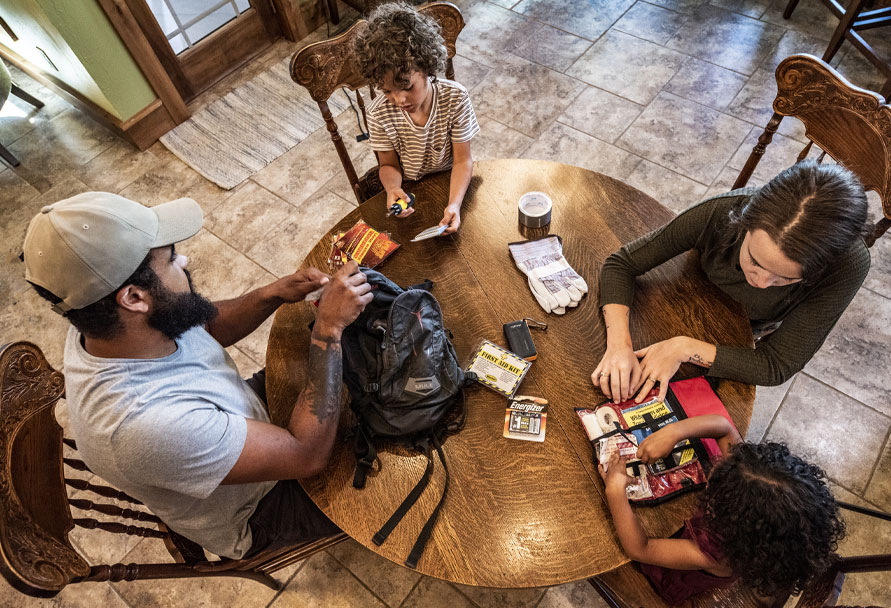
[639,511,737,605]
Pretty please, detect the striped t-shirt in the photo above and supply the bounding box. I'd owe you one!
[367,78,480,181]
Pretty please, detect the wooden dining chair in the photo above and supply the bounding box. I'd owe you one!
[589,497,891,608]
[732,53,891,247]
[0,341,346,598]
[0,59,44,168]
[290,1,464,205]
[783,0,890,98]
[589,546,891,608]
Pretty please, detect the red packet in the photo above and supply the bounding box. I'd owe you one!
[330,220,399,269]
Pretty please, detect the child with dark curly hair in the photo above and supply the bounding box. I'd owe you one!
[354,2,479,233]
[599,415,845,605]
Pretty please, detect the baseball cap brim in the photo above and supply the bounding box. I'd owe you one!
[152,198,204,247]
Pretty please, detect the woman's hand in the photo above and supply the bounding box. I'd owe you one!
[592,343,642,404]
[632,336,691,403]
[598,453,635,495]
[636,426,680,464]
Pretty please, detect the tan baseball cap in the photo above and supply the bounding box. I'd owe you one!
[23,192,203,313]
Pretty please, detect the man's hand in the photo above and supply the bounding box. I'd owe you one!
[271,268,330,304]
[598,453,635,495]
[636,426,680,464]
[386,187,414,218]
[592,342,642,404]
[315,261,373,336]
[439,203,461,234]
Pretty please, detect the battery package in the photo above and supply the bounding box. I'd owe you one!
[504,396,548,442]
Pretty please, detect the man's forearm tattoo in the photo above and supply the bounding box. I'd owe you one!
[688,353,713,367]
[303,334,343,424]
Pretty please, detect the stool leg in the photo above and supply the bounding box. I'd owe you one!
[0,142,21,167]
[823,0,866,62]
[326,0,340,25]
[783,0,802,19]
[10,84,44,109]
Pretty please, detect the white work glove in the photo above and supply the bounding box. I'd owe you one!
[508,236,588,314]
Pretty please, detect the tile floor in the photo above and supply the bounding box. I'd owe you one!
[2,0,890,606]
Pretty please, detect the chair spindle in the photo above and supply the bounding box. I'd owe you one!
[65,477,143,504]
[73,518,167,539]
[796,140,814,163]
[63,457,92,473]
[732,113,783,190]
[69,498,162,524]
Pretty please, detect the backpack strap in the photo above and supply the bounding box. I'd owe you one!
[372,439,435,545]
[353,424,377,489]
[443,389,467,434]
[404,432,450,569]
[406,279,433,291]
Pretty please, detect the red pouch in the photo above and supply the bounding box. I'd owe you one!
[576,376,737,506]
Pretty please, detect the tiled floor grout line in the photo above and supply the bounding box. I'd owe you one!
[860,284,891,301]
[264,556,311,607]
[862,424,891,503]
[322,548,398,608]
[802,372,891,425]
[761,373,798,446]
[395,576,422,608]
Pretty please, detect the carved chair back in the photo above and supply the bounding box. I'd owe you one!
[0,341,345,598]
[290,1,464,204]
[732,54,891,247]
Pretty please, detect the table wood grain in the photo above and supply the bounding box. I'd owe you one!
[265,159,755,588]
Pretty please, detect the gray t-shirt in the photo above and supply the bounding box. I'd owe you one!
[63,325,275,559]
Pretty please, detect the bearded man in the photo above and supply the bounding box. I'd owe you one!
[23,192,371,559]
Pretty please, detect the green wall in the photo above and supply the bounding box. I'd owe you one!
[1,0,157,121]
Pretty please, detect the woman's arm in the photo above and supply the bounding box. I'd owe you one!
[594,198,728,400]
[592,304,641,403]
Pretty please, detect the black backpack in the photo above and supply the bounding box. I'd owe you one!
[341,268,474,568]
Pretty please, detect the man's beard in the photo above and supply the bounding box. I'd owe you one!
[147,269,218,340]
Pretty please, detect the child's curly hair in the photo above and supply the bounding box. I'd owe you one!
[703,442,845,598]
[354,2,447,88]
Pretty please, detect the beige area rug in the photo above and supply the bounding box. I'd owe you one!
[160,59,351,190]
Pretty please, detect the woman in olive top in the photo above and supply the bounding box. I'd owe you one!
[593,160,870,404]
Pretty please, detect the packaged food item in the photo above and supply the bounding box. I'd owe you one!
[504,396,548,442]
[329,220,399,269]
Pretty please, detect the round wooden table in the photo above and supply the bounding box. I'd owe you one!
[266,159,755,588]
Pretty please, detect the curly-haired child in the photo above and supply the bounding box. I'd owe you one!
[599,415,845,604]
[354,2,479,233]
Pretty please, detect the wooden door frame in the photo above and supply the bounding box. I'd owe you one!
[98,0,313,106]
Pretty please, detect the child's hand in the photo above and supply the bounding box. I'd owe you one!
[439,203,461,234]
[636,426,680,464]
[386,188,414,218]
[598,453,635,494]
